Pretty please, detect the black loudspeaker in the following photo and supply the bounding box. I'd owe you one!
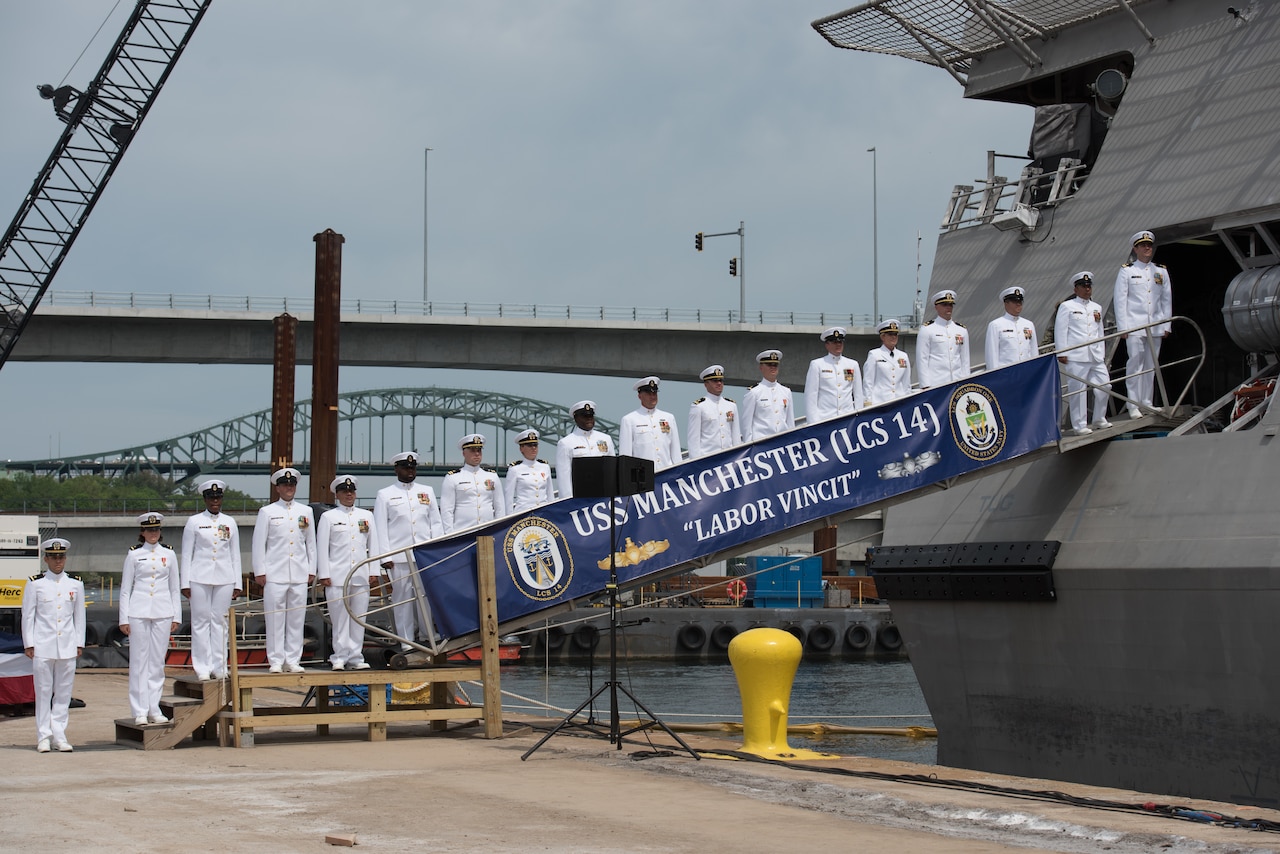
[572,455,656,498]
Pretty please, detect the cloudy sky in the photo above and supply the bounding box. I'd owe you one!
[0,1,1028,486]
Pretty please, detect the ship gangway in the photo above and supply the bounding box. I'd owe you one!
[366,318,1205,656]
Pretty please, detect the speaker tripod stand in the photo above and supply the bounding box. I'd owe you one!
[522,491,699,761]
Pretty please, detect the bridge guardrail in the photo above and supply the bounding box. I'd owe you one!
[42,289,912,329]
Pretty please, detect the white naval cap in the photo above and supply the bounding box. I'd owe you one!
[633,376,660,393]
[569,400,596,417]
[999,286,1025,302]
[932,289,957,305]
[330,474,358,492]
[877,319,901,334]
[270,467,301,485]
[458,433,485,450]
[699,365,725,381]
[42,538,70,554]
[136,512,165,528]
[198,478,226,496]
[515,428,539,445]
[1071,270,1094,286]
[756,349,782,364]
[1131,230,1156,246]
[390,451,418,466]
[820,326,846,342]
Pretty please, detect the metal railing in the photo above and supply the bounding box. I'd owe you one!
[40,289,910,329]
[942,150,1086,232]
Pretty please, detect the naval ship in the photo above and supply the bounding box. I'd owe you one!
[813,1,1280,806]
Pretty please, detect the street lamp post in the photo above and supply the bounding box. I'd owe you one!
[423,147,432,306]
[867,146,878,327]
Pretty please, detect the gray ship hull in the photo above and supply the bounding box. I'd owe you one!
[882,430,1280,805]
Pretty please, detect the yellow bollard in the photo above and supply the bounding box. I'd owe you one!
[728,627,838,760]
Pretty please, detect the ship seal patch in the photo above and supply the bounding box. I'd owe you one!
[504,517,574,601]
[949,383,1006,460]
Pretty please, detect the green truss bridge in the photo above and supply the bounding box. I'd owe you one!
[5,387,619,485]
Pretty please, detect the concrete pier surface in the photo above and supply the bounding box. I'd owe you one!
[3,672,1277,853]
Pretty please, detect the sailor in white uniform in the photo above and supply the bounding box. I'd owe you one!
[120,513,181,725]
[985,286,1038,370]
[1055,271,1112,434]
[251,467,317,673]
[441,433,507,533]
[1114,229,1173,417]
[317,475,379,671]
[915,290,970,388]
[619,376,681,469]
[180,479,242,681]
[505,429,552,512]
[862,319,913,407]
[740,349,794,441]
[555,401,615,498]
[373,451,444,647]
[686,365,741,459]
[804,326,862,423]
[21,538,84,752]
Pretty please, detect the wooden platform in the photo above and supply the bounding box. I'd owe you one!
[115,535,507,749]
[226,664,499,747]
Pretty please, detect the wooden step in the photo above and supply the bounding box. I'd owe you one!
[114,676,231,750]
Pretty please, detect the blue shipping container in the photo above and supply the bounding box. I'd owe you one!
[744,556,823,608]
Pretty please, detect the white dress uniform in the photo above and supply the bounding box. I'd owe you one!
[862,345,913,407]
[741,379,794,441]
[441,464,507,533]
[180,509,242,679]
[317,504,378,669]
[21,555,84,749]
[1055,288,1111,432]
[915,318,970,388]
[506,458,552,512]
[251,499,317,670]
[804,354,862,423]
[984,312,1038,370]
[1114,258,1172,415]
[686,394,741,459]
[372,480,444,644]
[120,539,181,720]
[555,427,615,498]
[619,406,681,469]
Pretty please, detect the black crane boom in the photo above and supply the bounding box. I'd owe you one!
[0,0,213,370]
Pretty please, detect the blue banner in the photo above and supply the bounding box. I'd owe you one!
[417,355,1062,638]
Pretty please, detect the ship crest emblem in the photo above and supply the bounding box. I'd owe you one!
[949,383,1006,461]
[504,517,574,601]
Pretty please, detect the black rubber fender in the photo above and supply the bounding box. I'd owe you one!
[845,623,873,650]
[543,624,567,650]
[709,624,739,651]
[82,621,102,647]
[677,623,707,651]
[783,624,807,647]
[572,624,600,651]
[105,624,129,648]
[878,623,903,651]
[807,623,837,652]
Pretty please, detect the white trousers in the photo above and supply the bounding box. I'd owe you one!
[189,582,234,677]
[263,581,307,667]
[1062,360,1112,430]
[325,576,370,667]
[388,563,418,644]
[33,656,76,744]
[127,617,172,718]
[1125,333,1163,412]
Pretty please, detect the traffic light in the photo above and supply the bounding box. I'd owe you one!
[695,232,704,252]
[729,257,738,277]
